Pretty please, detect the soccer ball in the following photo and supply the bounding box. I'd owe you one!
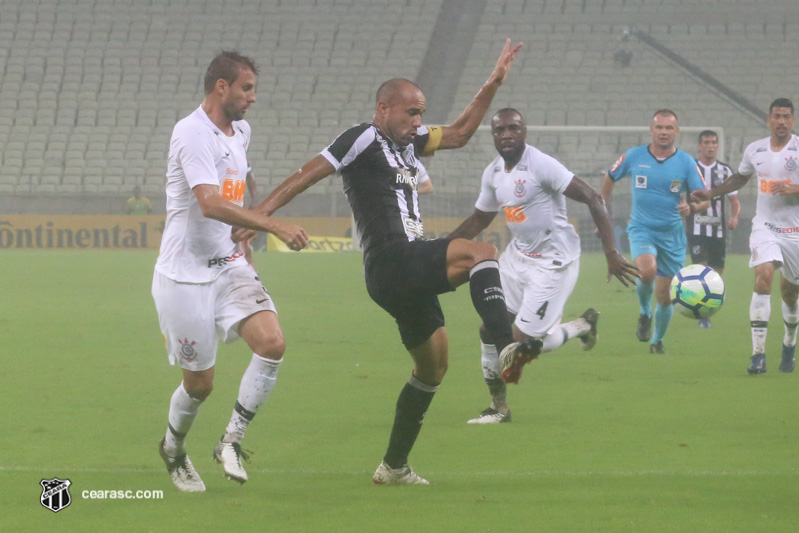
[670,264,725,319]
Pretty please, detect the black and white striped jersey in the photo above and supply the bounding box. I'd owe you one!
[689,159,737,238]
[320,122,442,253]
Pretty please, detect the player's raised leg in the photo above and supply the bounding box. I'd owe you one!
[215,309,285,483]
[446,238,540,383]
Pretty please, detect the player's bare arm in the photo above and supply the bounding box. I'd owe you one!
[193,184,308,250]
[691,171,750,202]
[436,39,523,150]
[727,194,741,229]
[258,155,336,216]
[245,171,257,208]
[600,171,615,207]
[769,180,799,195]
[565,176,639,287]
[447,209,498,241]
[417,179,434,194]
[690,199,711,214]
[231,171,260,244]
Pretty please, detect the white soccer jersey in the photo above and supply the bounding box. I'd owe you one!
[739,134,799,233]
[475,144,579,267]
[155,106,251,283]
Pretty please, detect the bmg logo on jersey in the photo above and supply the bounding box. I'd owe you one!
[221,178,246,203]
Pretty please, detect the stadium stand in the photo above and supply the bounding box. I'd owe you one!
[0,0,797,226]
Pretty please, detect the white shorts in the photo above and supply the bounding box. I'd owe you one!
[749,221,799,284]
[152,263,277,371]
[499,248,579,337]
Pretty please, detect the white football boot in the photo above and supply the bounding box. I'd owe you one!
[213,439,250,484]
[372,461,430,485]
[159,438,206,492]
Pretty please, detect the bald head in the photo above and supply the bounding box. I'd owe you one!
[372,78,426,147]
[376,78,422,105]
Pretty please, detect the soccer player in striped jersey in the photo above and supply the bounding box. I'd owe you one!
[259,40,529,485]
[692,98,799,374]
[687,130,741,328]
[602,109,707,354]
[448,108,639,424]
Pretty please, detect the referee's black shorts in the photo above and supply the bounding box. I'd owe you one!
[364,238,454,349]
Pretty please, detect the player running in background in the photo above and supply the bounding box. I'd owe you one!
[692,97,799,374]
[152,51,308,492]
[687,130,741,328]
[448,108,638,423]
[601,109,706,354]
[257,40,534,485]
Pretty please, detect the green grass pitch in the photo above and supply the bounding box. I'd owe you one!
[2,250,798,532]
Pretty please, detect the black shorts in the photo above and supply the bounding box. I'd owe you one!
[688,234,726,270]
[364,238,454,349]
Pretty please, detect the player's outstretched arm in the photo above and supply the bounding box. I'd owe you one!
[257,155,336,216]
[193,184,309,250]
[566,176,639,287]
[691,171,750,202]
[437,39,523,151]
[447,209,498,241]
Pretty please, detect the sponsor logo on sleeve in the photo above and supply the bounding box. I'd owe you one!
[610,154,625,173]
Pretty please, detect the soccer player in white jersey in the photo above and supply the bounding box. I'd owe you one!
[448,108,639,423]
[692,97,799,375]
[152,51,309,492]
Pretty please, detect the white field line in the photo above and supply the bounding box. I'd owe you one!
[1,465,797,477]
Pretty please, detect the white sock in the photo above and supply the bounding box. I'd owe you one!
[541,319,588,353]
[782,300,799,347]
[164,382,203,456]
[480,342,507,412]
[750,293,771,355]
[223,355,282,444]
[480,342,501,380]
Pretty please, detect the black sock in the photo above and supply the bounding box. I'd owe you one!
[486,377,507,407]
[383,376,437,469]
[469,260,514,351]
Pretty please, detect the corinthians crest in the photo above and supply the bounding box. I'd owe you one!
[514,178,526,198]
[40,478,72,513]
[178,338,198,362]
